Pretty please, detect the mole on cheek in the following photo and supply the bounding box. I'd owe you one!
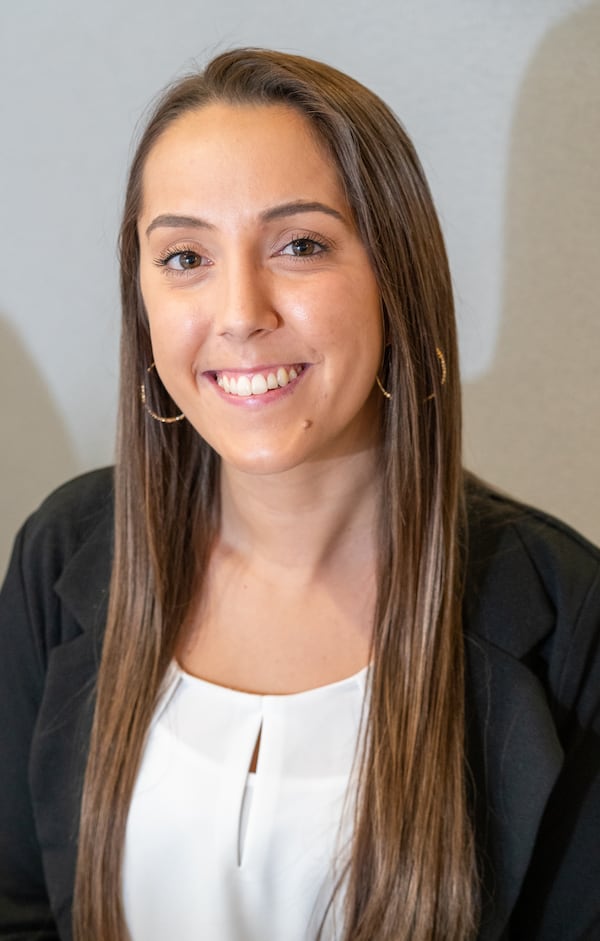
[302,419,313,430]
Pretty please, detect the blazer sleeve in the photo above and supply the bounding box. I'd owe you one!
[0,522,60,940]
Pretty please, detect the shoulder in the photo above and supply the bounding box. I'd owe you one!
[465,472,600,571]
[15,467,115,584]
[2,468,115,652]
[464,473,600,640]
[463,474,600,716]
[22,467,114,551]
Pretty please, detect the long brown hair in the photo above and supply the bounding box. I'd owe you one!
[74,48,477,940]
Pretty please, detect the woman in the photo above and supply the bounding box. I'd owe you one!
[1,48,599,941]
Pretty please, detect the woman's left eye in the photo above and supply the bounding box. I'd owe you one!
[279,238,326,257]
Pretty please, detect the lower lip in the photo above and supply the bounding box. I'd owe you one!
[207,367,308,406]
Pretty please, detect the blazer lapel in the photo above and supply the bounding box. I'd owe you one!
[465,636,564,941]
[29,511,112,941]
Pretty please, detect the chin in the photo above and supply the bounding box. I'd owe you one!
[219,449,307,477]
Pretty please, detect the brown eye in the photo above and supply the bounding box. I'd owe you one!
[291,239,317,256]
[177,251,202,268]
[280,237,326,258]
[157,249,208,271]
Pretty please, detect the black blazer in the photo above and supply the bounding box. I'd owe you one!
[1,469,599,941]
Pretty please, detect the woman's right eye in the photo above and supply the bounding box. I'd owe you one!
[153,249,209,271]
[167,251,202,269]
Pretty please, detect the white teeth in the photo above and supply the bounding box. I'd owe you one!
[251,374,268,395]
[217,365,302,397]
[236,375,252,396]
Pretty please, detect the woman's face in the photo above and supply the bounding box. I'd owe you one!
[138,102,383,476]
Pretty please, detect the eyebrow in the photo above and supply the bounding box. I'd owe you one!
[145,200,345,238]
[261,200,345,223]
[145,214,215,237]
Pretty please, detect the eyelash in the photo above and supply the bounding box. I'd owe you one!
[278,231,333,259]
[152,231,333,277]
[153,244,205,274]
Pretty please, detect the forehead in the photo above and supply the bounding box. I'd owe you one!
[139,102,346,219]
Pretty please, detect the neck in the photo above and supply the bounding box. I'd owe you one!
[218,448,381,580]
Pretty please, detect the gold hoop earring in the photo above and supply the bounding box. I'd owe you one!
[377,347,447,403]
[425,347,447,401]
[436,347,447,385]
[376,374,392,399]
[140,362,185,424]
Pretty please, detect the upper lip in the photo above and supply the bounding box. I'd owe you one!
[206,362,306,375]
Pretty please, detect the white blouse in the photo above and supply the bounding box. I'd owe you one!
[122,662,370,941]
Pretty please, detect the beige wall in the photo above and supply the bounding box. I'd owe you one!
[463,3,600,543]
[1,0,598,578]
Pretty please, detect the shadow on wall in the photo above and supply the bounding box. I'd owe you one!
[0,315,79,580]
[463,0,600,545]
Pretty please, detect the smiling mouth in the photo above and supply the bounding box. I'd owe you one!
[214,364,304,397]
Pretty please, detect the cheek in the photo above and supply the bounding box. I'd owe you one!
[323,284,382,367]
[149,315,206,364]
[140,282,210,370]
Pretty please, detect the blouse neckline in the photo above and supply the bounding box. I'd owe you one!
[173,659,371,702]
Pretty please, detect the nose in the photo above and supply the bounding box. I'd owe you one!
[214,254,279,341]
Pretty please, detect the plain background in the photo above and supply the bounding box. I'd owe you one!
[1,0,599,578]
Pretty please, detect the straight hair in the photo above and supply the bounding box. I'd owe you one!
[74,48,477,940]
